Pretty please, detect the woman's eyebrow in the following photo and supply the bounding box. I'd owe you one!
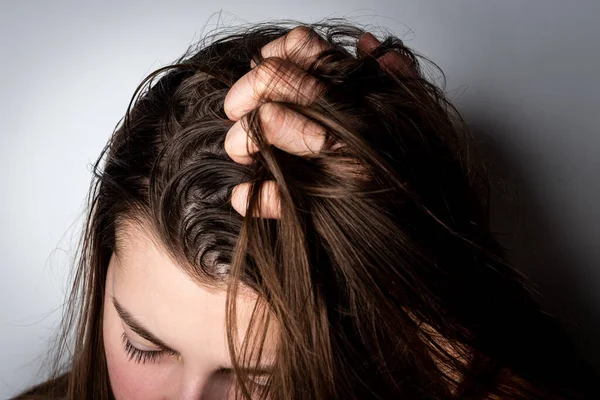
[112,295,274,374]
[111,295,179,354]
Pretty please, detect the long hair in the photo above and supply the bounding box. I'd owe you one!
[15,19,600,399]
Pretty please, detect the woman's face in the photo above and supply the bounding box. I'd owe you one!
[102,222,276,399]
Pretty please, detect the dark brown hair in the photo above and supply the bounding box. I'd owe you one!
[15,18,600,399]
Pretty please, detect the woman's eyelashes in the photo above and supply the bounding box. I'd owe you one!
[120,332,177,364]
[120,330,273,391]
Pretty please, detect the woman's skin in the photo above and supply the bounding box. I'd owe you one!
[103,220,277,399]
[102,28,407,399]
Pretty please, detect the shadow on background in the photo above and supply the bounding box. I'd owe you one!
[468,118,600,373]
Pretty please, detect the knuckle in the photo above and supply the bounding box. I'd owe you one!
[287,26,315,45]
[286,26,325,54]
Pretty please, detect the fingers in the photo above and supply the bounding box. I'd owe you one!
[357,32,417,77]
[226,27,332,219]
[225,26,330,121]
[225,102,326,164]
[231,180,281,218]
[226,27,410,220]
[224,57,324,121]
[227,102,326,217]
[250,25,332,70]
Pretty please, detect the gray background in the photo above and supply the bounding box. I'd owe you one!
[1,1,598,397]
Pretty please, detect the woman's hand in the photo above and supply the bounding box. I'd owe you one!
[223,27,412,218]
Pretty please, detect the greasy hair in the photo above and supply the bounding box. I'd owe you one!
[15,18,600,400]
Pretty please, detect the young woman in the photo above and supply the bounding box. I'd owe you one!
[14,20,600,399]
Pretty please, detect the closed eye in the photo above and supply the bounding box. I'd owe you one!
[112,295,180,354]
[120,331,170,364]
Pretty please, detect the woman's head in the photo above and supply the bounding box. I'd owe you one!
[23,19,600,400]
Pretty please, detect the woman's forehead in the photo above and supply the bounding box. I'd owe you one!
[109,220,277,361]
